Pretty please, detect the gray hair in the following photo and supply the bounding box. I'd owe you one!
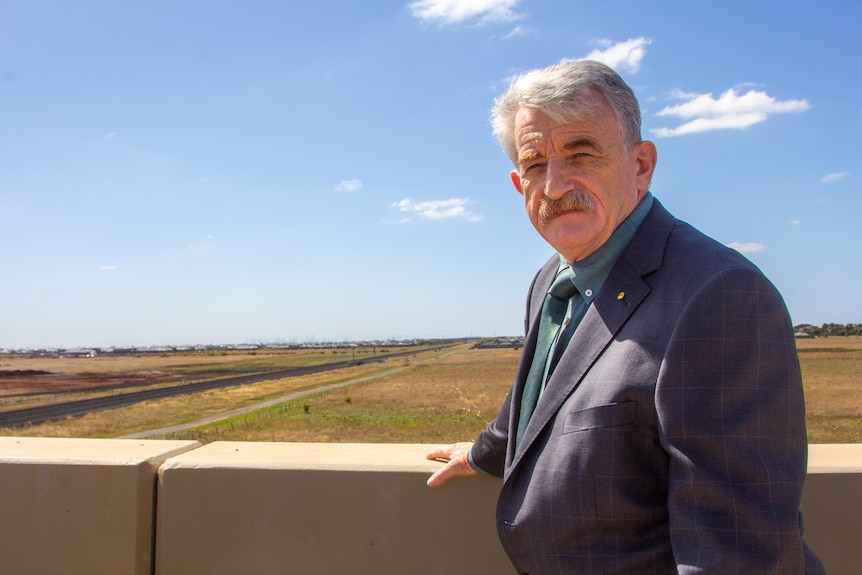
[491,60,643,165]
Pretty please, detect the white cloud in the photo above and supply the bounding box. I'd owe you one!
[101,132,116,141]
[391,197,483,222]
[581,37,652,74]
[727,241,766,254]
[408,0,521,25]
[821,171,849,184]
[98,265,118,271]
[789,219,801,225]
[504,24,529,39]
[652,88,810,137]
[334,179,363,192]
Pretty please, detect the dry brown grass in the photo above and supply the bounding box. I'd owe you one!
[1,338,859,443]
[798,336,862,442]
[0,347,381,376]
[173,346,519,444]
[3,360,402,439]
[0,346,407,411]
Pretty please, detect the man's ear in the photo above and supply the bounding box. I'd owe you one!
[510,170,524,196]
[634,141,658,194]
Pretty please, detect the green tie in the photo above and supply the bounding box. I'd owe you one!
[516,267,578,448]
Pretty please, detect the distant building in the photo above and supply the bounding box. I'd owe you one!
[476,337,524,349]
[63,348,98,358]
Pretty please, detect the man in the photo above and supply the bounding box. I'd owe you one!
[426,60,824,574]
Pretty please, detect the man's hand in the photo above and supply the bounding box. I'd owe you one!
[425,442,478,488]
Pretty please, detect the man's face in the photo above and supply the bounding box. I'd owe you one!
[510,101,657,263]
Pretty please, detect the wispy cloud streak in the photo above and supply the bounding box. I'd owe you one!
[652,88,810,137]
[821,172,849,184]
[392,197,483,222]
[727,241,766,254]
[335,179,364,192]
[408,0,521,25]
[579,37,652,74]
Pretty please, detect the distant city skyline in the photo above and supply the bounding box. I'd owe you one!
[0,337,466,353]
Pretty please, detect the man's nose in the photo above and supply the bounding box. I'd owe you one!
[543,158,573,200]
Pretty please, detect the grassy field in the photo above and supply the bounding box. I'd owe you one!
[1,338,860,443]
[0,346,411,412]
[170,345,517,444]
[0,345,403,381]
[796,336,862,442]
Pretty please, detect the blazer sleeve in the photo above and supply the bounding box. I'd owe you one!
[470,258,555,479]
[469,390,511,477]
[656,266,811,573]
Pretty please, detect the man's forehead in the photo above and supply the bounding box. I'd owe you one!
[514,105,613,150]
[515,115,594,147]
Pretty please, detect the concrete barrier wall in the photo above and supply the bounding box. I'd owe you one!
[154,442,512,575]
[1,438,859,575]
[0,437,200,575]
[801,444,862,575]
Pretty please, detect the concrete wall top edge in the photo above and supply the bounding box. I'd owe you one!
[0,436,201,464]
[4,438,859,473]
[160,441,451,474]
[808,444,862,473]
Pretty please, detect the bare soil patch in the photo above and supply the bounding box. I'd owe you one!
[0,347,383,398]
[0,370,175,398]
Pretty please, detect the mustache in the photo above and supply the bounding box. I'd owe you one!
[538,191,594,223]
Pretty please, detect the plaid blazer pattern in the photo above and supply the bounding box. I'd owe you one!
[471,199,825,575]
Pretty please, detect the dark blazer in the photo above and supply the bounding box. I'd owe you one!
[471,200,824,574]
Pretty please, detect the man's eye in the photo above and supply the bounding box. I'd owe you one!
[523,162,546,173]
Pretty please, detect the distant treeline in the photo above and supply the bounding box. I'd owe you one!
[794,323,862,337]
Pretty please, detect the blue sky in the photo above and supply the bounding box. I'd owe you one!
[1,0,860,349]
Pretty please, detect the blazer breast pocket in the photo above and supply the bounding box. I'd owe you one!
[562,401,637,434]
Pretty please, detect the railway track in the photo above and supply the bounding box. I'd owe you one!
[0,347,435,429]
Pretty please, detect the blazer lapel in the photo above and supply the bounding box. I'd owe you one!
[508,200,675,472]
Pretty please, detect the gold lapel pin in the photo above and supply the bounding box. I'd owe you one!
[617,291,626,300]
